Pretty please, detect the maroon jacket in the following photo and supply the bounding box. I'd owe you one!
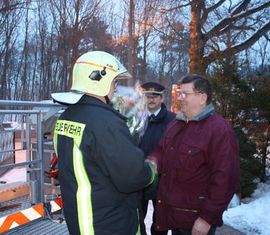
[149,105,239,230]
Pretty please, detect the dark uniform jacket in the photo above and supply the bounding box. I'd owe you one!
[53,95,156,235]
[139,103,176,157]
[139,103,175,199]
[149,104,240,230]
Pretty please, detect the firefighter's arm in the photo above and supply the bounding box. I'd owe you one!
[146,135,164,173]
[98,122,157,193]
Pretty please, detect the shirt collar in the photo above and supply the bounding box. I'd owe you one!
[148,107,161,117]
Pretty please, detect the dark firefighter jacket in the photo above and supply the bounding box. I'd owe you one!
[53,95,156,235]
[149,104,240,230]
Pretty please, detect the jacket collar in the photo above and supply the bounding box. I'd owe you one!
[76,95,127,121]
[176,103,215,122]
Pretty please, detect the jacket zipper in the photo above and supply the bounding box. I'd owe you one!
[173,207,198,213]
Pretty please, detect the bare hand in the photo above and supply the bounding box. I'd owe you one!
[191,217,211,235]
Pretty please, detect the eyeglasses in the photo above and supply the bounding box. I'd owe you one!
[178,91,201,99]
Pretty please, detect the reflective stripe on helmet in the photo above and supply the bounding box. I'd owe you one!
[76,61,118,72]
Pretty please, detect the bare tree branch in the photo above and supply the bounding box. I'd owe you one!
[0,3,20,13]
[206,0,226,14]
[230,0,251,15]
[205,21,270,64]
[157,2,191,14]
[205,1,270,40]
[0,1,29,13]
[201,0,227,25]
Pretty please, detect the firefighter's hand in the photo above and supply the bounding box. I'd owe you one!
[191,217,211,235]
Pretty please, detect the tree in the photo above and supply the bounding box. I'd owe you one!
[157,0,270,75]
[249,74,270,182]
[0,0,27,13]
[158,21,189,83]
[211,55,251,126]
[108,0,179,85]
[234,127,263,198]
[82,17,113,52]
[48,0,102,89]
[0,0,24,99]
[127,0,135,85]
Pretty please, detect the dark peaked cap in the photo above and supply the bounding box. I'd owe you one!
[141,81,165,95]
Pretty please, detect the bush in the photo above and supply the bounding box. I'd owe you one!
[234,127,263,198]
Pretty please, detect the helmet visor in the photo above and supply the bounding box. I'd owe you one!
[115,71,132,80]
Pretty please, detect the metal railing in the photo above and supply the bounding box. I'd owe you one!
[0,100,63,205]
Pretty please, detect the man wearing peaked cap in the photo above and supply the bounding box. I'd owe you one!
[138,81,176,235]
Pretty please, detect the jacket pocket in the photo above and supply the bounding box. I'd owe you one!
[176,143,205,172]
[165,199,200,229]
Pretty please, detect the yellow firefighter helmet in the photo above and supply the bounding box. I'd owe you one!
[51,51,131,104]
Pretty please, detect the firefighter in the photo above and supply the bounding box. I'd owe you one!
[51,51,156,235]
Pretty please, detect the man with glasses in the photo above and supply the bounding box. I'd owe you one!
[138,81,175,235]
[148,75,240,235]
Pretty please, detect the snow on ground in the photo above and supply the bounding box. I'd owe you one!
[145,201,154,234]
[145,201,172,235]
[223,181,270,235]
[0,168,27,183]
